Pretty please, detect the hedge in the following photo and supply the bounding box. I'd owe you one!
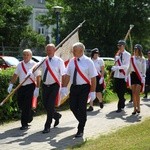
[0,62,114,123]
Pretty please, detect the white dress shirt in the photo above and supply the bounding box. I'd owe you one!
[41,55,66,85]
[113,50,131,78]
[15,60,40,86]
[66,55,98,85]
[127,56,146,77]
[92,57,104,74]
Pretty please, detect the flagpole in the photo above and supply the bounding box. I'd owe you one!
[56,20,85,49]
[0,20,86,106]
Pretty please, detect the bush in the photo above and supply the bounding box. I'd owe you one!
[0,68,44,123]
[0,62,114,123]
[0,68,19,123]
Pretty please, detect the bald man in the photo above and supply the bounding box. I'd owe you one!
[61,42,97,138]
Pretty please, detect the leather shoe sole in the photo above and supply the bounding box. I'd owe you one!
[116,109,122,113]
[87,106,93,111]
[75,132,83,138]
[20,126,28,130]
[42,128,50,134]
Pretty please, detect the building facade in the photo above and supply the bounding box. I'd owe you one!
[24,0,53,43]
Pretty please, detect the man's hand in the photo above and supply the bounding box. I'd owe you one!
[25,69,33,78]
[115,56,120,61]
[60,87,68,98]
[111,66,119,72]
[99,77,104,84]
[7,83,13,93]
[89,92,96,101]
[33,87,39,98]
[141,77,145,84]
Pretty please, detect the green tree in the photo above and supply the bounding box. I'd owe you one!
[0,0,46,54]
[37,0,150,56]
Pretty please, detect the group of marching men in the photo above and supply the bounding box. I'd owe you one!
[7,40,150,138]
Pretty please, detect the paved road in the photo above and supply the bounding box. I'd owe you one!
[0,99,150,150]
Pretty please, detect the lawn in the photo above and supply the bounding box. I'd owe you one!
[68,118,150,150]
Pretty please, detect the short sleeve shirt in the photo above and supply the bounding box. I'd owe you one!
[15,60,41,86]
[66,55,98,85]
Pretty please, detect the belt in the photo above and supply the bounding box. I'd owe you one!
[43,83,57,87]
[72,84,89,86]
[21,83,35,87]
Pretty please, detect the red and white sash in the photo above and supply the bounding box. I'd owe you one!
[74,58,91,103]
[21,62,36,85]
[117,59,130,87]
[45,58,61,107]
[21,62,37,109]
[131,57,144,92]
[74,58,90,85]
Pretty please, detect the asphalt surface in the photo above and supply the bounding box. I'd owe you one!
[0,98,150,150]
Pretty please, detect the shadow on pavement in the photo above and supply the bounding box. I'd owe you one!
[105,110,142,123]
[0,126,83,149]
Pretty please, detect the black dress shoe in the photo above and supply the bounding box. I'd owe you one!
[75,131,83,138]
[143,96,147,99]
[54,114,62,127]
[136,110,140,113]
[116,109,122,113]
[20,126,28,130]
[87,106,93,111]
[99,102,104,109]
[42,128,50,134]
[132,111,136,115]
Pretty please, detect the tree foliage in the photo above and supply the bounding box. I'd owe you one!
[0,0,46,53]
[40,0,150,56]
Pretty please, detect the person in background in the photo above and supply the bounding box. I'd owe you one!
[7,49,41,130]
[87,48,105,111]
[61,42,97,138]
[143,50,150,99]
[111,40,131,113]
[127,88,133,103]
[126,44,146,114]
[39,43,66,134]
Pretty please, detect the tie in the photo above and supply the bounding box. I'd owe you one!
[120,53,123,62]
[43,58,52,82]
[73,58,80,85]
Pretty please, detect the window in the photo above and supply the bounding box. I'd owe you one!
[38,27,45,35]
[38,0,45,4]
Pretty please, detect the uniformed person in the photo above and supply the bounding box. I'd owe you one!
[111,40,131,113]
[143,50,150,99]
[39,43,66,133]
[61,42,97,138]
[87,48,105,111]
[126,44,146,114]
[7,49,41,130]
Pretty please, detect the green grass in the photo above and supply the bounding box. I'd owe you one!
[68,118,150,150]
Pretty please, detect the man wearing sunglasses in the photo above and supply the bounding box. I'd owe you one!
[111,40,131,113]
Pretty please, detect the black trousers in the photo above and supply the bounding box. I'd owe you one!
[17,83,35,127]
[144,85,150,97]
[69,84,90,132]
[114,78,126,110]
[42,83,60,129]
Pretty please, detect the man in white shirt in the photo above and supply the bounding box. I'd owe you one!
[7,49,41,130]
[111,40,131,113]
[40,44,66,133]
[61,42,97,138]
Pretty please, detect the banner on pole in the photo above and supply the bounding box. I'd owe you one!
[55,31,79,66]
[55,31,79,107]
